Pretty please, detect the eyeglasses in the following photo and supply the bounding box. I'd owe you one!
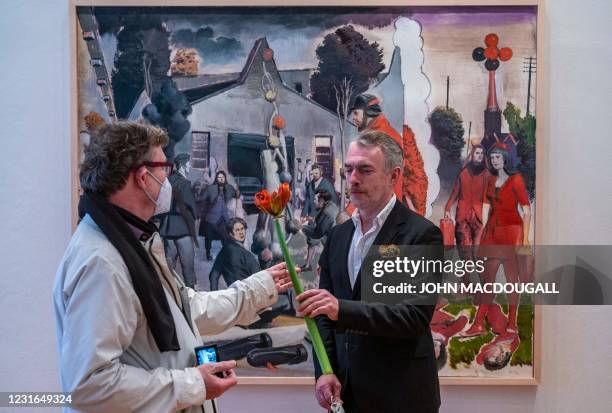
[134,161,174,175]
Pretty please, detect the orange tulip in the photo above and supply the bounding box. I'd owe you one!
[255,183,292,217]
[278,183,291,206]
[255,190,272,213]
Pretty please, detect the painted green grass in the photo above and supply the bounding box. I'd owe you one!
[511,303,534,366]
[449,331,494,369]
[443,297,534,369]
[440,297,476,321]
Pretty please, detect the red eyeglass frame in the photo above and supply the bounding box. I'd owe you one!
[133,161,174,175]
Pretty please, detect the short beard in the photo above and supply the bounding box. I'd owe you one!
[467,161,486,175]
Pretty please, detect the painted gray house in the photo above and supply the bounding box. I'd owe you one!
[180,38,355,201]
[277,68,313,96]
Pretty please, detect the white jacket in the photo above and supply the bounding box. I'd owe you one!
[53,214,278,412]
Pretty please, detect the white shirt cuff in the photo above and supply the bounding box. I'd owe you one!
[171,367,206,410]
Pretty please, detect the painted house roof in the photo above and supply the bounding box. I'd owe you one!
[174,73,241,91]
[184,38,343,119]
[185,37,277,105]
[128,37,345,121]
[174,73,240,104]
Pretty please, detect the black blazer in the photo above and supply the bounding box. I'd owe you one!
[208,240,260,290]
[303,177,338,217]
[314,200,443,413]
[159,173,197,239]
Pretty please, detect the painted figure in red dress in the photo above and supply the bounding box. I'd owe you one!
[460,143,531,337]
[444,144,491,259]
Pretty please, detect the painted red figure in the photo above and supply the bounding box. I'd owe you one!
[475,304,520,371]
[445,144,491,256]
[367,113,405,201]
[430,303,470,370]
[460,143,531,337]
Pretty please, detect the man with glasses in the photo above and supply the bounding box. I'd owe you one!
[54,122,293,412]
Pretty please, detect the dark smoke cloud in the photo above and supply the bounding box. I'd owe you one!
[166,8,404,31]
[94,5,536,36]
[93,6,404,37]
[171,27,244,64]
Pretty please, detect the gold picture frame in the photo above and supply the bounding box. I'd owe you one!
[71,0,544,385]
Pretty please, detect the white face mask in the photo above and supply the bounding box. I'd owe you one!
[144,171,172,215]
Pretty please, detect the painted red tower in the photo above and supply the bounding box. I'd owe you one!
[473,33,514,150]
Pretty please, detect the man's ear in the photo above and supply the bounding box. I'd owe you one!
[133,166,148,190]
[390,166,401,184]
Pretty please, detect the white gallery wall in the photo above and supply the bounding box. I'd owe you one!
[0,1,611,412]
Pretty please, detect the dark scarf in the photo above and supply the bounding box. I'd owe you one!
[78,192,180,352]
[467,161,486,176]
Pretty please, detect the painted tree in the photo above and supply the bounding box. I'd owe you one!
[106,15,191,158]
[171,48,200,76]
[311,25,385,112]
[84,111,105,134]
[310,25,384,207]
[140,25,192,160]
[430,106,465,194]
[504,102,536,200]
[111,25,145,118]
[109,15,166,118]
[334,78,353,209]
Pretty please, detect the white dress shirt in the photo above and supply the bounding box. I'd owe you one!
[348,194,397,288]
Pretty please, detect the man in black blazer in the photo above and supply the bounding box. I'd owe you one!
[297,131,443,413]
[302,164,338,219]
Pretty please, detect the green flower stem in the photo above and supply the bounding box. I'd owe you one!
[273,218,333,375]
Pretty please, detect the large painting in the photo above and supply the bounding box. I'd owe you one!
[73,1,540,384]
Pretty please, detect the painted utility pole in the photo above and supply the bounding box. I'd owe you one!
[446,76,450,109]
[523,57,537,116]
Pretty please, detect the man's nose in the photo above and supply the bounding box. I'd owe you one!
[348,170,360,185]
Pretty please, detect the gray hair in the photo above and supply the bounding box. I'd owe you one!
[80,121,169,197]
[355,130,404,173]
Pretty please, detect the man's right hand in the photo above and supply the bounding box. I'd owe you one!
[197,360,238,400]
[315,374,342,410]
